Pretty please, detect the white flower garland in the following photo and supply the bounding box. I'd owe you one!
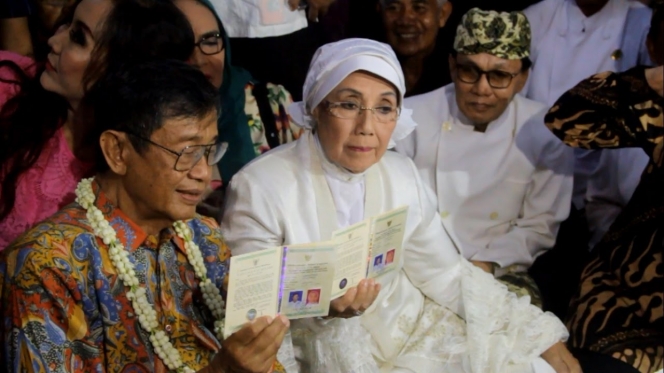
[75,177,226,373]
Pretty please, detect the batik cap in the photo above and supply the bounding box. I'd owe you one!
[454,8,531,60]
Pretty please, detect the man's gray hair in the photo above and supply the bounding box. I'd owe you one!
[379,0,448,7]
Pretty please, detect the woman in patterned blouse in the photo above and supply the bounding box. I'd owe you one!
[544,4,663,372]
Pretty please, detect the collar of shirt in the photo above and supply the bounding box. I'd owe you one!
[90,180,184,254]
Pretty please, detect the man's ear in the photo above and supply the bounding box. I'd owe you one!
[439,1,453,28]
[99,130,132,176]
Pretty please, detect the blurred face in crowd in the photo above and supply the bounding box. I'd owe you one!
[313,71,399,173]
[101,110,219,228]
[176,0,226,89]
[41,0,112,106]
[450,53,528,128]
[379,0,451,58]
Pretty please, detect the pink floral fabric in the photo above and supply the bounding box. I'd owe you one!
[0,51,93,250]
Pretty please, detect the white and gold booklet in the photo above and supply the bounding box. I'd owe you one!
[224,205,408,336]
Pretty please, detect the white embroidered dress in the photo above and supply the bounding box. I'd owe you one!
[222,131,567,373]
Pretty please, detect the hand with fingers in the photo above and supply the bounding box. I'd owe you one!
[328,278,381,318]
[287,0,337,22]
[541,342,583,373]
[210,315,290,373]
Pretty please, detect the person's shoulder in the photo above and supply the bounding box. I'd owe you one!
[523,0,556,17]
[3,206,93,274]
[514,94,548,115]
[404,84,453,129]
[404,84,449,109]
[626,0,651,11]
[264,82,293,104]
[188,216,230,259]
[0,51,38,109]
[0,51,37,76]
[381,150,420,179]
[230,139,302,186]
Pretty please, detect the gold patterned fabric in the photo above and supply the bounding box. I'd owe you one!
[545,66,664,373]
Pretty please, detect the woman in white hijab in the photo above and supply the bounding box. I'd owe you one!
[221,39,581,373]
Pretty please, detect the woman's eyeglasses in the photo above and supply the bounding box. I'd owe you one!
[323,101,400,123]
[195,32,225,56]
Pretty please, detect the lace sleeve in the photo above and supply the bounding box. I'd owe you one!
[460,259,568,373]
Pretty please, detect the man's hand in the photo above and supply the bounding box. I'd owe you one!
[645,66,664,97]
[288,0,336,22]
[328,279,381,318]
[470,260,496,275]
[541,342,583,373]
[212,315,290,373]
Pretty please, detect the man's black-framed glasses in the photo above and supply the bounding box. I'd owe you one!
[195,32,225,56]
[129,133,227,171]
[455,64,521,89]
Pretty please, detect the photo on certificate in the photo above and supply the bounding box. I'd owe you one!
[385,249,396,265]
[305,288,321,306]
[367,205,408,279]
[372,254,384,272]
[287,290,304,308]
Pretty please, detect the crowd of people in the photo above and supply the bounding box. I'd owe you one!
[0,0,661,372]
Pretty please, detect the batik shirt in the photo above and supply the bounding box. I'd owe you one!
[0,181,285,373]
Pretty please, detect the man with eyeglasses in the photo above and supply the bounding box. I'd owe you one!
[397,8,574,306]
[0,60,290,372]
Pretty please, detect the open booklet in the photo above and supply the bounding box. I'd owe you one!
[224,205,408,337]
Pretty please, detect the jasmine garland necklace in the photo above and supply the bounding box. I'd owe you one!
[75,177,225,373]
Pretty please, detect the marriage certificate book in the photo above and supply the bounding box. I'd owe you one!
[224,205,408,336]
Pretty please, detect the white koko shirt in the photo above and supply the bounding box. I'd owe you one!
[397,85,574,271]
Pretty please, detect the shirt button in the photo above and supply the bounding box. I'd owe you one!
[440,211,450,218]
[165,324,173,334]
[490,212,499,220]
[442,122,452,131]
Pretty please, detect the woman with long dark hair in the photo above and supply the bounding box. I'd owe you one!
[0,0,195,249]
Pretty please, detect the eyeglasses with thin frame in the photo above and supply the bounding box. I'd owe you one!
[323,100,400,123]
[194,32,225,56]
[128,133,228,171]
[455,63,521,89]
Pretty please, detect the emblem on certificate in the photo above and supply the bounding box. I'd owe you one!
[611,49,623,60]
[246,309,257,321]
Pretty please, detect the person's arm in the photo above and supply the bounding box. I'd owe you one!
[3,249,104,372]
[545,67,664,162]
[0,17,34,56]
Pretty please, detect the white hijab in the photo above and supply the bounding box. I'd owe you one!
[288,38,417,149]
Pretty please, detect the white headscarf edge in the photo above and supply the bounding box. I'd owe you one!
[287,38,417,149]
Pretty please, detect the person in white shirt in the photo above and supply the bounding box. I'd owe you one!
[222,38,579,373]
[523,0,653,244]
[397,8,574,306]
[208,0,335,38]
